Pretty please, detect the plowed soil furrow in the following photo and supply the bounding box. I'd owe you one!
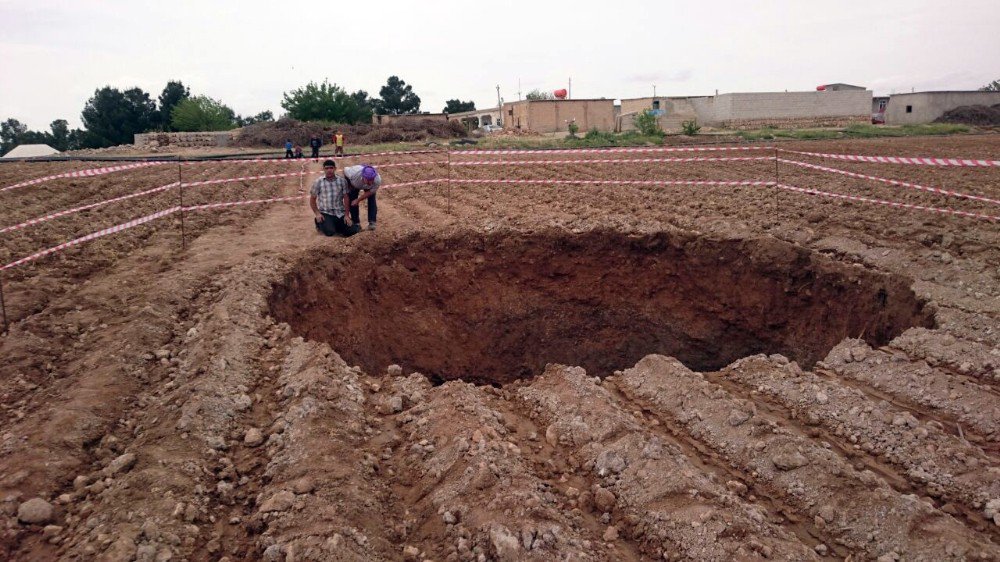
[822,340,1000,442]
[715,354,1000,536]
[512,364,823,561]
[615,355,1000,560]
[375,377,619,561]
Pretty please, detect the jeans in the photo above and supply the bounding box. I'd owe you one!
[311,147,320,158]
[285,149,293,158]
[314,213,359,237]
[349,189,377,226]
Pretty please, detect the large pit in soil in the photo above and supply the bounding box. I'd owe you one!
[269,230,934,384]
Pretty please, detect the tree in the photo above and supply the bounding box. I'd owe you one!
[281,80,372,124]
[981,79,1000,92]
[80,86,158,148]
[158,81,191,131]
[48,119,72,150]
[525,89,554,101]
[1,118,27,154]
[374,76,421,115]
[0,117,82,154]
[236,111,275,127]
[170,95,237,132]
[443,99,476,114]
[348,90,375,123]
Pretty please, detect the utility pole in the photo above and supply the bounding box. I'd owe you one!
[518,78,522,101]
[653,84,657,98]
[568,77,572,99]
[496,85,503,126]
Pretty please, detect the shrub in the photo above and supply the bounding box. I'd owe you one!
[633,110,664,137]
[681,120,701,136]
[566,121,580,138]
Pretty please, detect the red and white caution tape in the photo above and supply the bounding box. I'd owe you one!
[778,149,1000,167]
[779,159,1000,206]
[452,157,773,166]
[0,182,180,234]
[183,171,302,187]
[380,179,444,190]
[455,146,773,156]
[454,179,775,187]
[183,195,306,211]
[773,184,1000,222]
[0,207,181,271]
[1,161,168,192]
[0,170,300,235]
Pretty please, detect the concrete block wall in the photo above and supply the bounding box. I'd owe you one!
[707,90,872,127]
[134,131,237,148]
[885,91,1000,125]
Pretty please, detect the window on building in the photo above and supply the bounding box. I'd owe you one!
[906,105,913,113]
[652,100,660,110]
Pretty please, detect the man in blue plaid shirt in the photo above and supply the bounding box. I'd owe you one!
[309,160,359,237]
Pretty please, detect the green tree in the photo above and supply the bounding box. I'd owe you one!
[281,80,371,123]
[158,80,191,131]
[347,90,374,123]
[0,117,82,154]
[443,99,476,113]
[525,89,554,101]
[632,109,664,136]
[170,95,237,132]
[236,110,275,127]
[80,86,158,148]
[1,118,27,154]
[49,119,70,150]
[374,76,421,115]
[981,79,1000,92]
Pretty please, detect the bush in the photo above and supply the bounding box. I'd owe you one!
[633,110,664,137]
[566,121,580,138]
[681,120,701,136]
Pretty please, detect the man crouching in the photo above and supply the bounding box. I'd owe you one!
[310,159,360,237]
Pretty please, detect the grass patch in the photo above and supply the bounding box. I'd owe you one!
[737,123,970,141]
[843,123,970,137]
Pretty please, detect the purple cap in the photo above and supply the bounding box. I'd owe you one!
[361,165,377,181]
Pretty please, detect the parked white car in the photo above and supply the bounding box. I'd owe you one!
[480,124,503,133]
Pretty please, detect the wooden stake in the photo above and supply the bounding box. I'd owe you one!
[178,159,186,250]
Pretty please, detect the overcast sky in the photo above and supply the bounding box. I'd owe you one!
[2,0,998,130]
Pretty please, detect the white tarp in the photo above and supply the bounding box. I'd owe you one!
[1,144,61,159]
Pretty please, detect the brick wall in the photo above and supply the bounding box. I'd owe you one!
[504,100,615,133]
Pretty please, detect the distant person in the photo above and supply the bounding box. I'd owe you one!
[309,135,322,159]
[310,160,359,237]
[294,145,304,158]
[344,164,381,231]
[334,130,345,156]
[284,139,294,158]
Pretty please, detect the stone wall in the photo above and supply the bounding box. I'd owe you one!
[134,131,238,148]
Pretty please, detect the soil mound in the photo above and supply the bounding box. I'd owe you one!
[235,117,466,148]
[934,104,1000,126]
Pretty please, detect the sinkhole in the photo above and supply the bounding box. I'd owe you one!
[268,230,934,385]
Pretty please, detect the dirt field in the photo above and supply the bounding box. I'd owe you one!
[0,135,998,561]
